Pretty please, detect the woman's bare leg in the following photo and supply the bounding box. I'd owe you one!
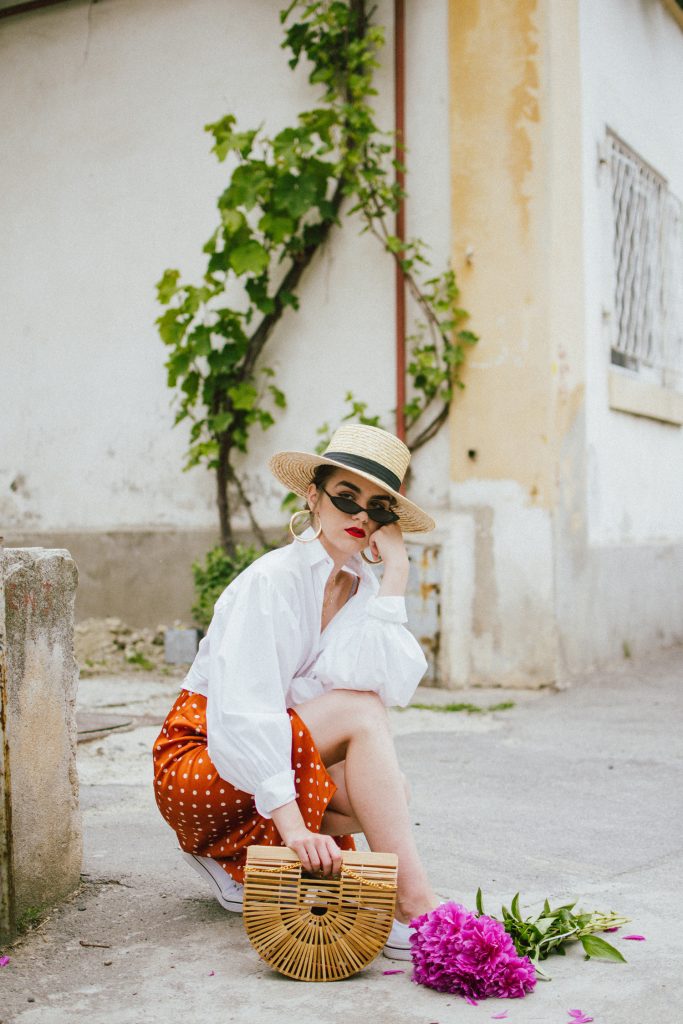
[320,762,362,835]
[320,760,410,836]
[295,689,438,923]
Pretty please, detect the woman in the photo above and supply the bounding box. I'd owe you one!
[153,423,440,959]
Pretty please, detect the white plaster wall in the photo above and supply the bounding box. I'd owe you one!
[449,481,557,687]
[403,0,452,511]
[580,0,683,546]
[0,0,451,535]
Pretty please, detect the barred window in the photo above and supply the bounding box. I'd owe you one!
[607,131,683,391]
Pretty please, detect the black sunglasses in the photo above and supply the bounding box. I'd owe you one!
[321,487,400,525]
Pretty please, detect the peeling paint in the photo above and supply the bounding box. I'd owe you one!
[406,543,441,684]
[506,0,541,234]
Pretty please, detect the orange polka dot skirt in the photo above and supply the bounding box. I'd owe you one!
[153,689,355,883]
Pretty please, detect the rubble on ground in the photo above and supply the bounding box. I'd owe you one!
[74,617,189,677]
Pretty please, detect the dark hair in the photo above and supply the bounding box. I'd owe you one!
[311,464,338,489]
[305,464,337,511]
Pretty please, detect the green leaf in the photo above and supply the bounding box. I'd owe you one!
[156,269,180,304]
[580,935,627,963]
[228,241,270,276]
[511,893,522,921]
[258,410,275,430]
[209,410,233,434]
[202,230,218,255]
[259,211,296,244]
[457,329,479,346]
[268,384,286,409]
[167,348,192,377]
[207,249,230,274]
[157,309,187,347]
[272,168,324,217]
[205,114,258,160]
[188,325,212,357]
[534,917,555,936]
[475,888,484,916]
[181,371,200,401]
[185,439,219,469]
[245,277,276,314]
[220,208,246,234]
[221,163,271,210]
[227,382,258,411]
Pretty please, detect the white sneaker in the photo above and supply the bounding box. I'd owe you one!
[383,918,413,961]
[180,851,244,913]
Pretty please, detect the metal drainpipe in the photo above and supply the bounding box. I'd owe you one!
[394,0,407,446]
[0,540,16,942]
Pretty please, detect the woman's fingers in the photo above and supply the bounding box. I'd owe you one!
[319,836,344,876]
[291,833,343,876]
[372,523,406,561]
[307,836,332,875]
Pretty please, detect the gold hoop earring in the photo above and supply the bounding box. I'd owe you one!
[289,509,322,543]
[361,548,383,565]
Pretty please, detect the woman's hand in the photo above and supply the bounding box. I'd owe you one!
[271,801,343,876]
[370,523,410,596]
[284,827,344,877]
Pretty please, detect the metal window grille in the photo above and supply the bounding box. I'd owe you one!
[607,131,683,390]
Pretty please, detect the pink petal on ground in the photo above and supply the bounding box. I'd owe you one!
[623,934,646,941]
[491,1014,509,1019]
[465,996,478,1006]
[567,1012,593,1023]
[603,926,620,932]
[382,969,404,975]
[208,970,215,976]
[0,957,9,967]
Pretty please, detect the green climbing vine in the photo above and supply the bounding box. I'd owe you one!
[156,0,477,581]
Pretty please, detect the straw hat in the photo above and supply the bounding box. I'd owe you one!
[269,423,435,533]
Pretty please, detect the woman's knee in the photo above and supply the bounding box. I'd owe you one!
[335,689,388,733]
[294,689,388,765]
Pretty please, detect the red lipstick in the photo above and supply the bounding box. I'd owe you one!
[345,527,365,539]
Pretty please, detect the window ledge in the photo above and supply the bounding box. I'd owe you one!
[609,369,683,426]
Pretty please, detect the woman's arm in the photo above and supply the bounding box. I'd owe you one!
[206,570,301,816]
[368,523,410,596]
[271,800,343,876]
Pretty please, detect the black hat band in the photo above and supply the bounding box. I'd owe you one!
[323,452,402,493]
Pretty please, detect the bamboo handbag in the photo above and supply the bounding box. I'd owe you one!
[243,845,398,981]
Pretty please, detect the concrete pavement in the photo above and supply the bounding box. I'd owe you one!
[2,647,681,1023]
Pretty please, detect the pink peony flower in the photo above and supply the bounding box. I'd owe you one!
[410,902,537,1000]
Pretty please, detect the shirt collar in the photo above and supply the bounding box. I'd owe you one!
[295,528,366,580]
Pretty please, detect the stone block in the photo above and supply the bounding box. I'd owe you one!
[164,627,200,665]
[2,547,81,923]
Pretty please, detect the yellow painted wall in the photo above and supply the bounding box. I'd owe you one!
[448,0,584,509]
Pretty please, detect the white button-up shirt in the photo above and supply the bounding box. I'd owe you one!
[183,533,428,817]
